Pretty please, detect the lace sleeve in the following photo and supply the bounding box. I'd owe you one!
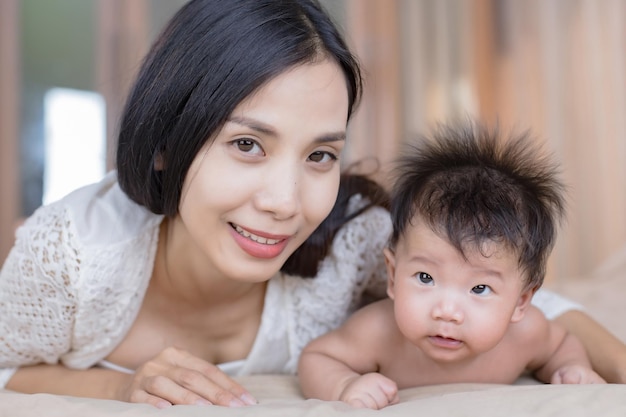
[0,204,80,372]
[347,205,392,309]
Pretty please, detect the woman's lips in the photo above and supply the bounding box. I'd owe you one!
[229,223,291,259]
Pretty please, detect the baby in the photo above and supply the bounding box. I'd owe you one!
[298,122,605,409]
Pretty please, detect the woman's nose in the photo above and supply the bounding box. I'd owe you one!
[253,162,300,220]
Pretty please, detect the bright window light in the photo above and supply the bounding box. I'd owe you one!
[43,87,106,205]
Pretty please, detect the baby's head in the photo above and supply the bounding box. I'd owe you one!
[388,121,566,291]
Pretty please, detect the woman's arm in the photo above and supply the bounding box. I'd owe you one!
[7,347,258,408]
[533,288,626,383]
[6,364,127,400]
[554,310,626,383]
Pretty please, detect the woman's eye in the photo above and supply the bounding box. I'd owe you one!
[308,151,337,164]
[471,285,492,295]
[235,139,264,156]
[416,272,433,285]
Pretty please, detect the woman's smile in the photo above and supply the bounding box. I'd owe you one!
[229,223,291,259]
[232,223,285,245]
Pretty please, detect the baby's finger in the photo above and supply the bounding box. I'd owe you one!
[347,398,369,409]
[550,371,563,384]
[348,389,392,410]
[378,378,399,403]
[588,372,607,384]
[558,374,578,384]
[371,390,395,409]
[348,394,381,410]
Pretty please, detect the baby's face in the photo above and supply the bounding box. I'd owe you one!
[384,219,532,363]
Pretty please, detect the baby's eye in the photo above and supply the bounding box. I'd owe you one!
[416,272,434,285]
[234,139,264,156]
[308,150,338,164]
[471,285,492,295]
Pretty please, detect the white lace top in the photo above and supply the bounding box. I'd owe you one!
[0,171,582,387]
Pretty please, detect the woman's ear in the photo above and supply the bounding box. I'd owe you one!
[510,287,536,323]
[384,247,397,299]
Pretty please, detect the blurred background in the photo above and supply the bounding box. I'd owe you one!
[1,0,624,288]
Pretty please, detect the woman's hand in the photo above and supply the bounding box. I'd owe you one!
[117,347,257,408]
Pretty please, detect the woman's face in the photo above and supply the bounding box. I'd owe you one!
[176,60,350,283]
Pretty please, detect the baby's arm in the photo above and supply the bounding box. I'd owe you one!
[525,307,605,384]
[298,301,399,409]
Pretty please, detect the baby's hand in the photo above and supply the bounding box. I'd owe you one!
[551,365,607,384]
[339,373,399,409]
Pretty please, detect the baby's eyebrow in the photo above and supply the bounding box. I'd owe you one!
[472,267,504,280]
[408,255,436,265]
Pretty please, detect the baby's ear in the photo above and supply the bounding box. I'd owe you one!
[510,287,536,323]
[383,247,397,299]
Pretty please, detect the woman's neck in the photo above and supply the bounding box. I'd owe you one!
[155,217,265,307]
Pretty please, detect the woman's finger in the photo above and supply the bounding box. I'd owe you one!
[166,367,246,406]
[194,363,257,404]
[129,388,174,409]
[142,373,226,406]
[168,350,257,405]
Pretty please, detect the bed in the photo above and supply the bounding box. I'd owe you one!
[3,246,626,416]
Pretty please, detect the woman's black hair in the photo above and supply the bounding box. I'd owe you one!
[116,0,362,216]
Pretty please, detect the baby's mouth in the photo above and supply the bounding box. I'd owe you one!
[429,335,463,348]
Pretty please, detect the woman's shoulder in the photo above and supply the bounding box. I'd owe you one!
[6,171,160,329]
[22,171,163,247]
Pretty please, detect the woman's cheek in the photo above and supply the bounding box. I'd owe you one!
[305,171,341,226]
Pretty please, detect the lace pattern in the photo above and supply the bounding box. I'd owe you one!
[0,204,78,367]
[0,177,160,378]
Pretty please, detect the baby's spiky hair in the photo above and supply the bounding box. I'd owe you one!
[388,121,566,289]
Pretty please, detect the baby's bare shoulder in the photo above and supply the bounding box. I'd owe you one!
[506,305,553,348]
[341,298,401,341]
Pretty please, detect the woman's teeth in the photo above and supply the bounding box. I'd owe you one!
[234,225,281,245]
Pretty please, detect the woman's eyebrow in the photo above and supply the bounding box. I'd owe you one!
[227,116,346,143]
[228,116,276,136]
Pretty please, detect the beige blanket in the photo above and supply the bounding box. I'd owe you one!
[2,376,626,416]
[2,246,626,416]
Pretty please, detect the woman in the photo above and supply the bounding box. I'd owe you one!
[1,0,624,409]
